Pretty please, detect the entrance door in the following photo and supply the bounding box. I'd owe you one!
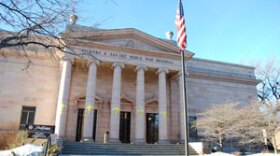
[75,109,97,142]
[146,113,159,144]
[119,111,131,143]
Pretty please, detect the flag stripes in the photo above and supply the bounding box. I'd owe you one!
[175,0,187,52]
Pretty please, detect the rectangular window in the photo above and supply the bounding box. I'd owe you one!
[19,106,36,130]
[188,116,198,139]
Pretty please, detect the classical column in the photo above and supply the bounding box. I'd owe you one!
[178,72,185,142]
[109,62,125,143]
[55,56,73,138]
[157,68,169,144]
[82,59,100,142]
[135,65,147,144]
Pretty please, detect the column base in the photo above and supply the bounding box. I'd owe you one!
[179,139,186,144]
[134,139,146,144]
[180,139,186,144]
[81,138,94,143]
[109,138,121,143]
[158,140,169,144]
[55,138,64,147]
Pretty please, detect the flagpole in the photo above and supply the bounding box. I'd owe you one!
[181,49,189,156]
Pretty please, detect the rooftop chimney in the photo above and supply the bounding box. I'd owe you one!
[165,31,173,40]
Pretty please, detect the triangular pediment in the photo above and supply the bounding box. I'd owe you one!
[76,94,104,103]
[62,25,194,56]
[95,38,170,52]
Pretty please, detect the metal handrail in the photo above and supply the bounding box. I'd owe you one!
[44,137,51,156]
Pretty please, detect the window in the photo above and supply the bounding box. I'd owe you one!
[19,106,36,130]
[188,116,198,138]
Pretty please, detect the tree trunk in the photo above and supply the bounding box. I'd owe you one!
[219,135,223,151]
[273,136,278,154]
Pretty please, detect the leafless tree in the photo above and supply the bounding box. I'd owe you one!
[232,103,265,147]
[195,102,238,151]
[255,60,280,153]
[196,101,276,153]
[0,0,118,70]
[0,0,76,51]
[256,59,280,104]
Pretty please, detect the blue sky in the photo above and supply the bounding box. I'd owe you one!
[76,0,280,65]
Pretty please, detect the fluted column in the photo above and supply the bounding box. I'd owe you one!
[55,56,73,138]
[157,68,169,144]
[135,65,147,144]
[82,59,100,142]
[109,62,125,143]
[178,72,185,142]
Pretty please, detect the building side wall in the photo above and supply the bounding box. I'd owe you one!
[0,56,60,130]
[187,77,257,115]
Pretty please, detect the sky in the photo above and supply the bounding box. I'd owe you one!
[75,0,280,66]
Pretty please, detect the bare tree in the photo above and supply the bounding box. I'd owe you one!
[196,102,270,153]
[195,102,238,151]
[255,60,280,154]
[232,103,265,147]
[0,0,76,52]
[256,59,280,103]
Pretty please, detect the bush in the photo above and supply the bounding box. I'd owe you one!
[0,130,34,150]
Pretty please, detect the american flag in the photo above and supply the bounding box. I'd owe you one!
[175,0,187,52]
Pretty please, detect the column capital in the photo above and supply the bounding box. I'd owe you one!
[156,68,169,75]
[87,59,100,66]
[112,62,125,69]
[61,56,74,64]
[135,65,148,72]
[177,71,182,76]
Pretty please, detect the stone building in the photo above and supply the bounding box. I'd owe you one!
[0,24,258,144]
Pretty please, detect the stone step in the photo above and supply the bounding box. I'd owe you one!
[60,155,200,156]
[60,140,199,155]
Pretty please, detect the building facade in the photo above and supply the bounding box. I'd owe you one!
[0,25,259,144]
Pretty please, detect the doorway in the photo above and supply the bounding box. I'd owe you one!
[119,111,131,143]
[146,113,159,144]
[75,109,97,142]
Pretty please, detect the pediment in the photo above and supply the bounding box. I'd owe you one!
[62,26,193,56]
[120,93,134,104]
[76,94,103,103]
[96,38,168,52]
[145,97,158,105]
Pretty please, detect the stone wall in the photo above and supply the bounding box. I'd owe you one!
[0,55,60,130]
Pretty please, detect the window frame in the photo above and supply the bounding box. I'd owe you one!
[19,106,36,130]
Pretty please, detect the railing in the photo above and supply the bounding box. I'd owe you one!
[44,137,51,156]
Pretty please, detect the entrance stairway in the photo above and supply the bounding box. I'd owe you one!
[59,140,199,155]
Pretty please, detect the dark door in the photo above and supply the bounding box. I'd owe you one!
[92,109,98,140]
[146,113,159,144]
[119,111,131,143]
[76,109,84,142]
[75,109,97,142]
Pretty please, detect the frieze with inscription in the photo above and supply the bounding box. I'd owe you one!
[71,46,181,69]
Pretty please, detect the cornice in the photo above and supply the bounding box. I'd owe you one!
[188,68,260,85]
[191,57,256,69]
[1,47,60,61]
